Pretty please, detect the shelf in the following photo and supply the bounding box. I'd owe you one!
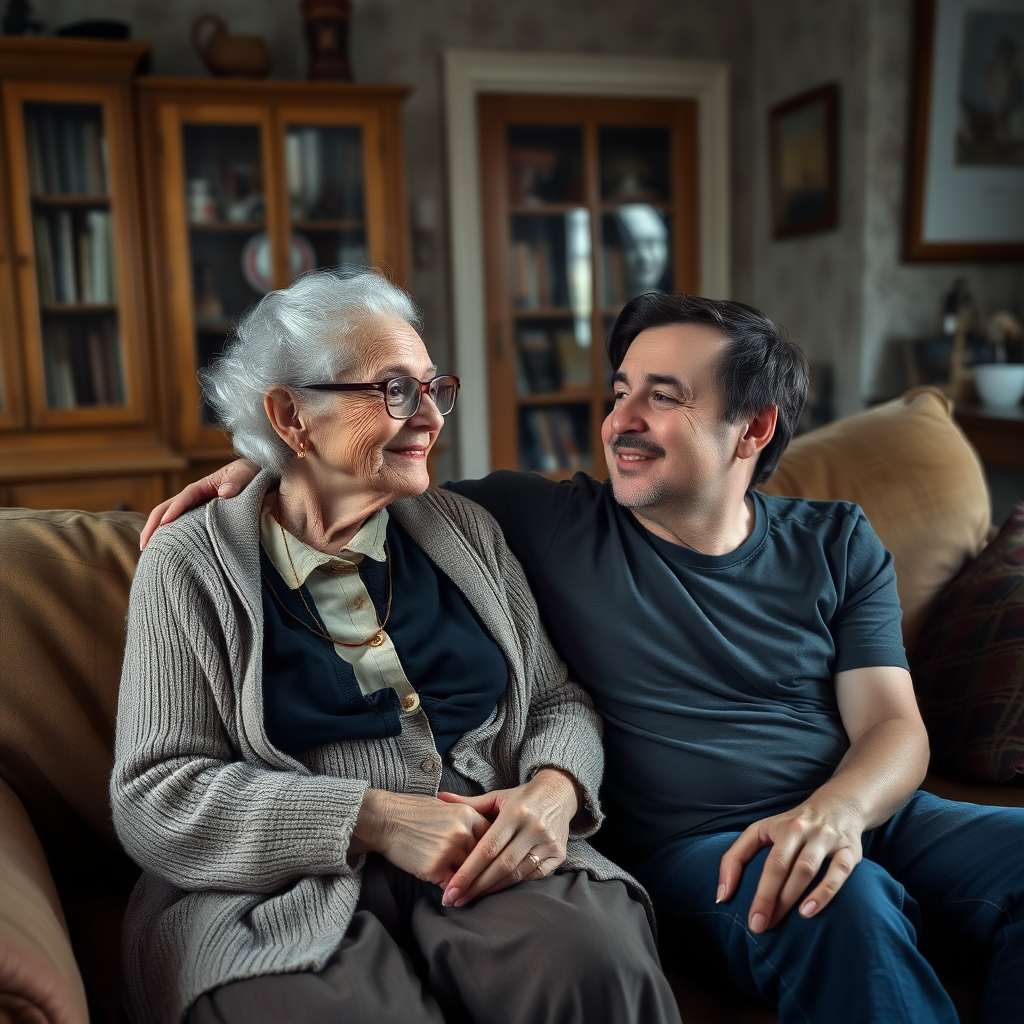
[600,200,671,212]
[512,307,575,319]
[516,386,594,406]
[41,303,118,314]
[509,203,587,215]
[188,220,265,232]
[31,194,110,206]
[291,219,364,232]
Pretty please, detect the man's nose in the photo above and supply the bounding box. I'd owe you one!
[609,392,647,435]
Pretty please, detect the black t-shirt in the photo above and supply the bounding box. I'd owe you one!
[446,471,908,863]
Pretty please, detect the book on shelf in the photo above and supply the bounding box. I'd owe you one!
[522,407,587,472]
[509,238,557,309]
[33,214,56,304]
[516,328,560,393]
[25,106,108,196]
[553,326,590,387]
[43,316,123,408]
[602,244,626,307]
[33,208,115,306]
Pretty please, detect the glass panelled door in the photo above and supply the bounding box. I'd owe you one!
[505,124,593,474]
[181,123,269,423]
[284,123,367,277]
[479,94,699,477]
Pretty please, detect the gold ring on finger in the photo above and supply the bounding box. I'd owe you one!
[528,852,542,873]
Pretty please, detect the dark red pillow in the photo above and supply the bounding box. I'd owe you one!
[912,502,1024,784]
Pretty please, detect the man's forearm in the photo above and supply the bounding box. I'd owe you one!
[814,716,930,831]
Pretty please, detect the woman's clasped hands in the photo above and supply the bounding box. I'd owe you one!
[349,768,579,908]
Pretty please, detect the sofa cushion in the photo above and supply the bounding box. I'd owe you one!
[760,386,991,658]
[911,503,1024,784]
[0,778,88,1024]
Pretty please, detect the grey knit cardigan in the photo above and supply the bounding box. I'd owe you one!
[110,473,649,1024]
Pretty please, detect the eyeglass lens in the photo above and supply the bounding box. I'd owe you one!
[386,376,458,418]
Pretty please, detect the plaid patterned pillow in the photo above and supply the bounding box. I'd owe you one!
[912,502,1024,784]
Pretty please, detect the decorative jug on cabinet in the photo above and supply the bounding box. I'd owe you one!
[190,14,273,78]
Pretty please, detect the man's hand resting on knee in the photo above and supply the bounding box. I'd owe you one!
[717,666,930,934]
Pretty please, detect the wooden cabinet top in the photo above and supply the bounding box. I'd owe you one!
[136,78,411,101]
[0,37,150,79]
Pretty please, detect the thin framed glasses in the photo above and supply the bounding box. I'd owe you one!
[302,374,460,420]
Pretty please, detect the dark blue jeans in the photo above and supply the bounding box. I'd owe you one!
[634,791,1024,1024]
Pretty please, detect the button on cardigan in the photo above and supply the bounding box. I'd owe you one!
[110,472,649,1024]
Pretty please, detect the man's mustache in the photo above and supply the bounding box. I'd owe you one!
[610,434,666,458]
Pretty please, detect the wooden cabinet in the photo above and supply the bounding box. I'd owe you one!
[0,38,183,509]
[479,94,699,478]
[136,79,410,468]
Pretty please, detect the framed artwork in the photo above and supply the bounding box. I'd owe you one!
[769,84,839,239]
[905,0,1024,260]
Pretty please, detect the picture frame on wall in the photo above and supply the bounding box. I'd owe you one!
[905,0,1024,260]
[769,83,839,239]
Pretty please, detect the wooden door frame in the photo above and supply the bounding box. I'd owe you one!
[443,50,730,479]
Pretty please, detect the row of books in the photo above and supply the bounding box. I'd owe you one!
[26,106,109,196]
[285,127,365,222]
[521,407,588,473]
[33,209,116,305]
[509,239,564,309]
[516,326,590,394]
[44,318,124,408]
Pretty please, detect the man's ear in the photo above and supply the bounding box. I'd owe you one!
[736,406,777,462]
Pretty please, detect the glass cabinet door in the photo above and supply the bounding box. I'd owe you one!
[3,83,145,427]
[0,128,23,430]
[158,106,280,445]
[278,108,384,284]
[480,95,699,478]
[182,122,271,423]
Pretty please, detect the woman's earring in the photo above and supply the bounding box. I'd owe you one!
[297,441,307,459]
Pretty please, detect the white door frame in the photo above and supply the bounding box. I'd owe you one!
[443,49,731,479]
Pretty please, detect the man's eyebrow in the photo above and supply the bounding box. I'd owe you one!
[612,369,692,398]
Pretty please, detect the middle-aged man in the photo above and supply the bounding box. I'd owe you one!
[147,292,1023,1024]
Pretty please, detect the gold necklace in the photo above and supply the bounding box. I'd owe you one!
[274,514,392,649]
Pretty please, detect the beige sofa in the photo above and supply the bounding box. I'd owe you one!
[2,386,1022,1024]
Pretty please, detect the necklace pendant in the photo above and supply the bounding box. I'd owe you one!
[368,631,385,648]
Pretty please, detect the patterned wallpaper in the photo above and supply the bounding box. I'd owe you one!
[750,0,1024,418]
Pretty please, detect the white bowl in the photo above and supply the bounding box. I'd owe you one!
[974,364,1024,408]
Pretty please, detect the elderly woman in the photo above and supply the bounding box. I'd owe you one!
[111,269,677,1024]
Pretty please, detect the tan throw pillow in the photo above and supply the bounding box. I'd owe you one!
[759,387,991,657]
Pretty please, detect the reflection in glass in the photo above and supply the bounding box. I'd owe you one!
[507,125,583,205]
[601,204,671,305]
[599,127,670,203]
[285,125,366,277]
[565,208,592,347]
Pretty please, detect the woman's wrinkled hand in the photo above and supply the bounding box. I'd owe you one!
[437,768,580,907]
[350,790,492,889]
[140,458,261,550]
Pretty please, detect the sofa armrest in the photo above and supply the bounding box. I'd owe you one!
[922,772,1024,809]
[0,778,88,1024]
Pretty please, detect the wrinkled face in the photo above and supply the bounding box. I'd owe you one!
[302,314,443,503]
[601,323,744,512]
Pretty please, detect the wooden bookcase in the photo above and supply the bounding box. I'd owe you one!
[479,94,699,478]
[0,38,184,511]
[136,79,410,483]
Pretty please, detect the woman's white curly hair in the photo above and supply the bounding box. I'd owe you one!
[200,267,421,473]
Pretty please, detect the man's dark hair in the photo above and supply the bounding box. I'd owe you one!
[606,293,809,486]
